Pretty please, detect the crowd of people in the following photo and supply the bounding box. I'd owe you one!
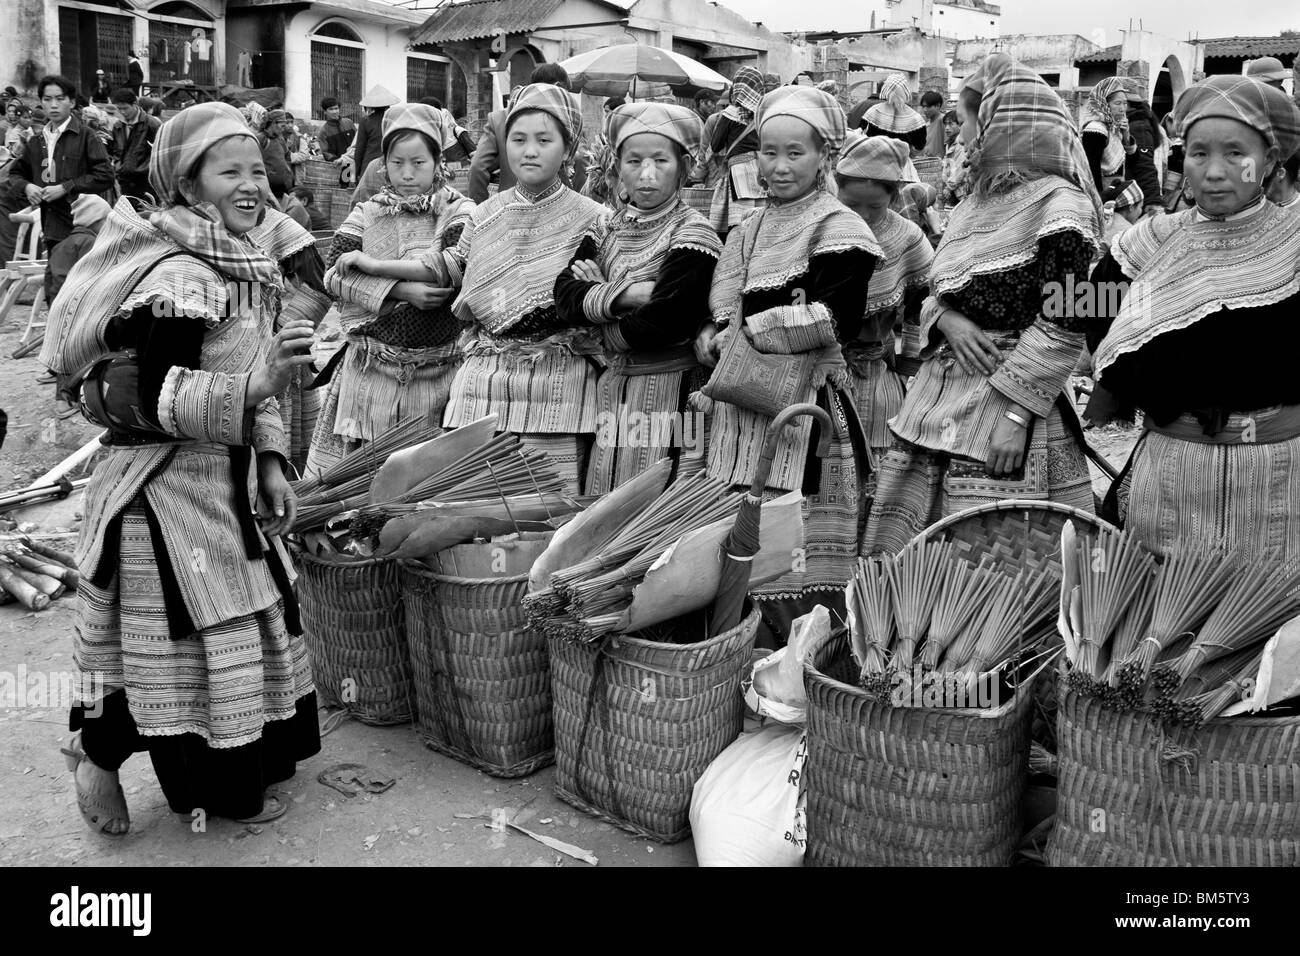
[6,52,1299,840]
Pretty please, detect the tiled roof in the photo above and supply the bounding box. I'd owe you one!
[1199,36,1300,58]
[412,0,574,44]
[1075,44,1120,64]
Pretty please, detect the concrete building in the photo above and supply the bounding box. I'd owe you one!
[6,0,229,101]
[884,0,999,40]
[954,33,1102,93]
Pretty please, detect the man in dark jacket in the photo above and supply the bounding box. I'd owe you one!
[468,63,585,203]
[126,53,144,95]
[11,75,114,255]
[109,88,159,200]
[259,108,298,198]
[315,97,355,161]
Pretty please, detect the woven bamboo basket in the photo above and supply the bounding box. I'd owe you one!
[913,156,943,191]
[550,604,760,843]
[329,189,354,228]
[401,532,555,778]
[294,550,414,726]
[803,626,1036,866]
[1048,680,1300,866]
[298,159,342,189]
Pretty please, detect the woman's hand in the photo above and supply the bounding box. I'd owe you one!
[614,281,655,312]
[334,251,374,274]
[256,454,296,537]
[569,259,606,284]
[695,322,722,367]
[936,309,1001,376]
[250,319,315,405]
[394,282,454,310]
[986,414,1030,478]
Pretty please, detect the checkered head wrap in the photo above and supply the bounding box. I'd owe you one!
[1083,76,1131,132]
[506,83,584,159]
[960,53,1102,223]
[757,85,847,153]
[1175,74,1300,161]
[864,74,925,134]
[730,67,764,113]
[607,102,702,158]
[1110,179,1144,211]
[149,102,260,206]
[382,102,461,156]
[836,133,916,182]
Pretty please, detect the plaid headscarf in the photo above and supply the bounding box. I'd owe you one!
[149,101,260,207]
[757,86,847,153]
[381,102,460,156]
[506,83,584,159]
[837,133,916,182]
[1175,74,1300,162]
[961,53,1102,224]
[1110,179,1144,211]
[607,102,702,157]
[864,74,925,134]
[730,67,764,113]
[1083,76,1131,133]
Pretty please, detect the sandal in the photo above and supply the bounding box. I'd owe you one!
[60,733,130,836]
[234,795,288,825]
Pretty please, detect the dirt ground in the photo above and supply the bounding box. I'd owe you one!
[0,305,1139,867]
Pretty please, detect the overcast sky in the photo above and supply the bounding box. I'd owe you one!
[711,0,1299,40]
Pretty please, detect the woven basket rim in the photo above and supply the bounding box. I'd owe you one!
[1058,666,1300,730]
[292,545,391,570]
[398,559,531,587]
[905,499,1119,552]
[597,603,761,654]
[804,626,1033,718]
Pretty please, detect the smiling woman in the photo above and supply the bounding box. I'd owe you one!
[40,101,322,835]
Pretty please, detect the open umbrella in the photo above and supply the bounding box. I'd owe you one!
[710,403,832,638]
[557,44,729,98]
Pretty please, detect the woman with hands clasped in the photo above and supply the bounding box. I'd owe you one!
[41,103,321,834]
[863,54,1101,555]
[554,102,722,494]
[306,102,473,477]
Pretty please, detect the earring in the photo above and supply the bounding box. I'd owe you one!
[757,175,770,191]
[815,168,827,192]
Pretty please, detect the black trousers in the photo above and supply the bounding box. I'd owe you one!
[71,689,321,819]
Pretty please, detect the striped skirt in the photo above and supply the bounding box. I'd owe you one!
[442,343,600,436]
[585,351,705,496]
[1121,412,1300,562]
[74,499,315,749]
[304,334,460,479]
[863,398,1094,556]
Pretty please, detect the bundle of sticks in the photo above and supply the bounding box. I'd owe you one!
[525,471,745,643]
[0,536,80,612]
[1063,530,1300,727]
[847,539,1059,707]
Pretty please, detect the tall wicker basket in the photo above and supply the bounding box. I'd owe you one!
[550,605,760,843]
[1048,682,1300,866]
[294,550,414,726]
[802,501,1117,866]
[803,627,1036,866]
[401,533,555,777]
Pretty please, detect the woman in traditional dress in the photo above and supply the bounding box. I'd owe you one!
[553,103,723,495]
[863,54,1101,555]
[707,67,769,236]
[862,75,928,153]
[248,204,332,474]
[304,103,472,478]
[695,86,880,638]
[43,102,319,833]
[1081,76,1137,196]
[833,134,934,497]
[1088,75,1300,560]
[443,84,608,495]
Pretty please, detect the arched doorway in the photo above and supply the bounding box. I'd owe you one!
[507,47,538,93]
[310,19,365,119]
[1152,55,1185,120]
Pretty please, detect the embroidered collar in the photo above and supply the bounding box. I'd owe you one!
[1194,192,1267,222]
[624,196,680,223]
[516,179,564,204]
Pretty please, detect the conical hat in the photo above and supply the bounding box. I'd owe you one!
[359,85,400,109]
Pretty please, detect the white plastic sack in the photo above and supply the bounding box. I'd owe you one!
[690,723,808,867]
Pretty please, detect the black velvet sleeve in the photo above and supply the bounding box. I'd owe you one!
[1084,251,1132,353]
[124,306,206,430]
[552,235,602,326]
[1082,130,1108,192]
[616,248,719,351]
[281,245,328,295]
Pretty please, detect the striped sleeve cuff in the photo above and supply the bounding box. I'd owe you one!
[158,366,251,444]
[581,279,632,324]
[988,319,1083,418]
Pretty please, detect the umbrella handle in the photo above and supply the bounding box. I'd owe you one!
[749,403,831,497]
